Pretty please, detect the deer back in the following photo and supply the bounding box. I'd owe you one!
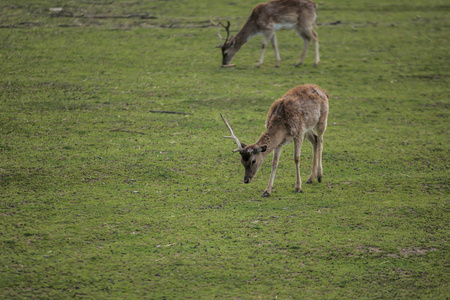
[265,84,328,137]
[252,0,318,29]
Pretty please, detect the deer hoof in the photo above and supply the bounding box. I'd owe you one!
[306,179,313,184]
[261,191,270,197]
[318,176,322,183]
[295,188,303,193]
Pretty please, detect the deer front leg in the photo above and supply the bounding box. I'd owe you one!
[271,34,281,68]
[256,35,272,68]
[294,137,304,193]
[262,145,282,197]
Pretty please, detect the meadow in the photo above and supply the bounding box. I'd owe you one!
[0,0,448,298]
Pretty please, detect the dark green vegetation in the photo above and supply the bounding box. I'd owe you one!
[1,0,448,298]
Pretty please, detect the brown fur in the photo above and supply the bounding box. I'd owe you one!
[220,0,320,67]
[264,84,328,135]
[227,84,329,197]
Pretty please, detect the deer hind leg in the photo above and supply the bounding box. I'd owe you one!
[308,118,327,183]
[315,117,327,182]
[294,136,304,193]
[295,30,310,67]
[295,29,319,67]
[312,29,320,67]
[271,33,281,68]
[262,145,282,197]
[306,131,319,183]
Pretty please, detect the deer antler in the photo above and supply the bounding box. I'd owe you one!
[210,18,231,48]
[210,18,223,47]
[220,113,243,153]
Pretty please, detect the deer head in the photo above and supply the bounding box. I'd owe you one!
[238,144,268,183]
[211,0,320,68]
[211,19,237,67]
[220,113,267,183]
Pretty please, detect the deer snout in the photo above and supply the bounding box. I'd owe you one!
[222,53,236,68]
[222,54,229,66]
[244,176,253,184]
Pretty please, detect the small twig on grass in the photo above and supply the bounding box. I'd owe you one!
[110,129,146,135]
[317,20,343,26]
[149,110,191,115]
[90,14,158,19]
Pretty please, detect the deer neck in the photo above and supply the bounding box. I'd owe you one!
[230,20,258,50]
[256,126,288,159]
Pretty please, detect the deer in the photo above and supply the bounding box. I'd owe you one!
[212,0,320,68]
[220,84,328,197]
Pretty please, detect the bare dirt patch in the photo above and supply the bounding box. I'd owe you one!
[399,248,438,257]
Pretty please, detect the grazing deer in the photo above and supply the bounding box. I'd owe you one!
[220,84,328,197]
[213,0,320,68]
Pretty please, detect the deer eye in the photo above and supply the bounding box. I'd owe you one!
[252,159,257,165]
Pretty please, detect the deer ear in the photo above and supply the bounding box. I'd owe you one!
[257,145,268,153]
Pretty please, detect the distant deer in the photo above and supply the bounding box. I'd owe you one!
[220,84,328,197]
[212,0,320,68]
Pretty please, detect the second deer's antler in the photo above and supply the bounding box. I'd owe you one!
[210,18,231,48]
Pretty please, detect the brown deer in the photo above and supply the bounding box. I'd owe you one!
[213,0,319,68]
[220,84,328,197]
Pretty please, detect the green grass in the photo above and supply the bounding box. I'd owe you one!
[1,0,449,298]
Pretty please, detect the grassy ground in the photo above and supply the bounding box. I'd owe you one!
[0,0,449,298]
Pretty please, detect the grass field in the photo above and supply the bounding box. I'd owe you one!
[1,0,449,298]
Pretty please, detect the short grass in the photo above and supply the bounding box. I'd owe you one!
[1,0,449,298]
